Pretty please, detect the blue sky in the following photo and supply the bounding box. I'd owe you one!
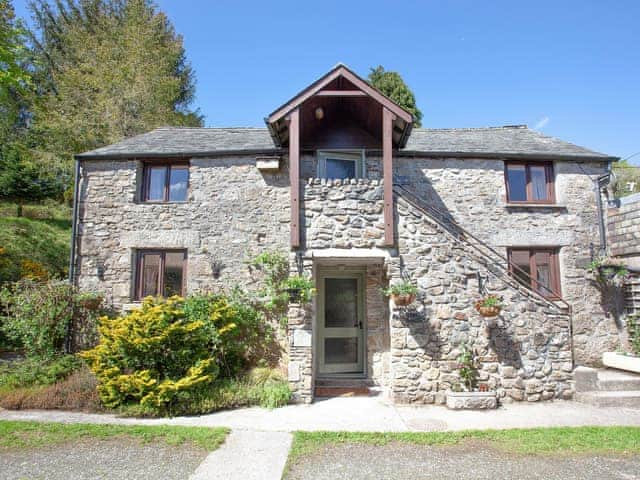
[13,0,640,163]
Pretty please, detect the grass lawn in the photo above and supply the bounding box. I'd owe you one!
[289,426,640,465]
[0,420,229,451]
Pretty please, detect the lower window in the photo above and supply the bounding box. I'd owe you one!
[135,250,186,299]
[508,248,561,298]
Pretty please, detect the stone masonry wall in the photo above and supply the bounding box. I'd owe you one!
[389,196,574,403]
[76,156,290,307]
[608,194,640,267]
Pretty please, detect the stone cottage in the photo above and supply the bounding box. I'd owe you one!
[72,64,623,404]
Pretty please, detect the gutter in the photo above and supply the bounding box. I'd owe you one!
[68,157,81,285]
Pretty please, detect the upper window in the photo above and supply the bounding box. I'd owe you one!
[317,151,365,180]
[135,250,186,300]
[508,248,561,298]
[505,162,555,203]
[142,163,189,202]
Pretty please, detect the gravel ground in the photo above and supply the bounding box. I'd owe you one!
[0,437,208,480]
[285,442,640,480]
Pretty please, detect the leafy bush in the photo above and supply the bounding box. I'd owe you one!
[119,367,291,417]
[382,281,418,296]
[0,355,80,392]
[0,280,75,358]
[81,296,224,414]
[627,315,640,356]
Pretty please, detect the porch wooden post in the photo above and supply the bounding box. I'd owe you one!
[383,107,395,246]
[288,108,300,248]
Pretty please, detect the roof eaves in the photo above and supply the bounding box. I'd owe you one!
[75,148,283,161]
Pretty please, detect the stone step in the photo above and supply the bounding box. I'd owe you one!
[314,386,372,398]
[315,378,372,387]
[597,369,640,391]
[575,391,640,408]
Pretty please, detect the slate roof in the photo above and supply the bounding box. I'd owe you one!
[77,125,616,161]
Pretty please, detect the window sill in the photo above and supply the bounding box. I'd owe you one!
[139,201,189,205]
[505,203,567,210]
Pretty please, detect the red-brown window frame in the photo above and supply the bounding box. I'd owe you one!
[504,161,555,204]
[508,247,562,299]
[134,249,187,300]
[141,160,189,203]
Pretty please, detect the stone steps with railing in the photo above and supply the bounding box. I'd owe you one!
[574,366,640,408]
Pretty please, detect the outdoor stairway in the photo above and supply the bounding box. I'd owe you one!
[314,378,376,398]
[574,366,640,408]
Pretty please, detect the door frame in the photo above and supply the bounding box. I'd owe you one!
[316,266,367,378]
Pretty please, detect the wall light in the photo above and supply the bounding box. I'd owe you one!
[314,107,324,120]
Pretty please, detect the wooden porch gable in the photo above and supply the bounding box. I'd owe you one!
[266,64,415,249]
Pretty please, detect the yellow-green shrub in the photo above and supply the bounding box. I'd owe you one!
[81,296,231,414]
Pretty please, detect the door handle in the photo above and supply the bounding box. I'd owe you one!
[357,321,363,329]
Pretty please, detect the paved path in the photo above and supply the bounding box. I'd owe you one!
[189,429,292,480]
[2,397,640,432]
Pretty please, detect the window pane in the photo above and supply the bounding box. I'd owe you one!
[169,167,188,201]
[530,165,548,201]
[326,158,356,179]
[325,278,358,328]
[325,337,358,364]
[534,252,552,295]
[141,253,161,297]
[163,252,184,297]
[506,164,527,201]
[510,250,531,287]
[147,167,166,201]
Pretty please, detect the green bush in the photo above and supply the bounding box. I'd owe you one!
[0,280,75,357]
[0,355,80,392]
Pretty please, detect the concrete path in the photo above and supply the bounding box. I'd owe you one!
[189,429,292,480]
[2,397,640,432]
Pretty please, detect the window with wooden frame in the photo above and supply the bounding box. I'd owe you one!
[508,248,561,298]
[135,250,187,300]
[142,162,189,202]
[317,150,366,180]
[504,162,555,203]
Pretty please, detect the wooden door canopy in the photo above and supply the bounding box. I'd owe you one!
[265,64,414,149]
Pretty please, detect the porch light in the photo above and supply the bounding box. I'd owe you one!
[96,261,105,280]
[314,107,324,120]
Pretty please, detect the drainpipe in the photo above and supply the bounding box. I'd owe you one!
[594,161,612,258]
[68,157,81,285]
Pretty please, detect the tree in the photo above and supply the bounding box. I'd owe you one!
[0,0,32,95]
[28,0,203,168]
[368,66,423,127]
[611,159,640,198]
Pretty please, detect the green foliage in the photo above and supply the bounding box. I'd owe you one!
[381,281,418,296]
[368,66,423,127]
[475,294,503,308]
[587,257,628,286]
[0,420,229,451]
[81,296,220,414]
[612,160,640,197]
[0,355,80,392]
[0,209,70,283]
[627,315,640,356]
[28,0,203,172]
[283,275,315,304]
[0,280,75,358]
[250,250,291,327]
[456,343,478,392]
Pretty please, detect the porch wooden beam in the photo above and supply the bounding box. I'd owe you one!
[315,90,368,97]
[383,107,395,246]
[288,108,300,248]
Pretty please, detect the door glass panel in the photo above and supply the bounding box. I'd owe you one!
[169,167,189,201]
[326,158,356,180]
[147,167,166,201]
[534,252,552,295]
[506,164,527,201]
[164,252,184,297]
[510,250,531,287]
[325,278,358,328]
[141,253,161,297]
[530,165,548,201]
[325,337,358,364]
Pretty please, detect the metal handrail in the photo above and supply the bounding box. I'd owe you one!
[393,183,572,313]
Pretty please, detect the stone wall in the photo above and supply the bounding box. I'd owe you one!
[76,156,290,307]
[389,196,574,403]
[608,193,640,266]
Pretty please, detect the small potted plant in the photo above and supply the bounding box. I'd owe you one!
[588,257,628,287]
[283,275,315,304]
[474,294,503,318]
[382,281,418,306]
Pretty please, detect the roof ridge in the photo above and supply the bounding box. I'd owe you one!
[414,125,529,132]
[154,126,267,131]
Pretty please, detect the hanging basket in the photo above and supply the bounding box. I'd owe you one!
[286,288,303,303]
[475,305,501,318]
[391,293,416,306]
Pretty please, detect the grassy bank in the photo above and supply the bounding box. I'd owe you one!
[0,420,228,451]
[289,427,640,464]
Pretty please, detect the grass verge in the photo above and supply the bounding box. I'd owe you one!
[0,420,229,451]
[288,427,640,465]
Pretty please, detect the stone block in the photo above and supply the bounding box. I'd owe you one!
[445,391,498,410]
